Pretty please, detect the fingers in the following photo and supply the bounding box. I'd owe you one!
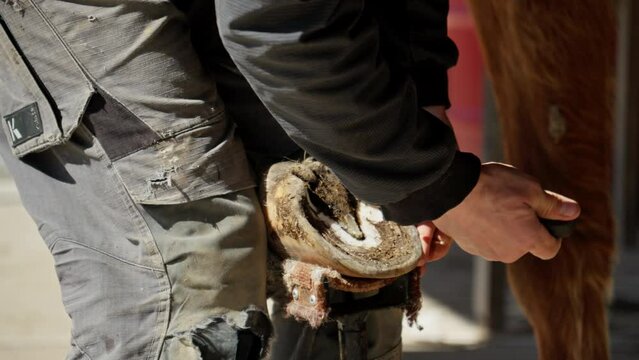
[416,222,436,268]
[419,264,427,277]
[429,162,577,264]
[427,231,453,262]
[531,190,581,221]
[528,227,563,260]
[416,221,436,241]
[526,190,576,260]
[416,222,452,268]
[417,232,451,277]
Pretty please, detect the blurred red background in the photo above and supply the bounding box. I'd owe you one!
[448,0,485,157]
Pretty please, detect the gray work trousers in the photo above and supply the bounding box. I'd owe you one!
[0,0,402,358]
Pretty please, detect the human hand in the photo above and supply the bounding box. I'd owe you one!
[432,162,580,263]
[415,221,454,275]
[415,104,454,275]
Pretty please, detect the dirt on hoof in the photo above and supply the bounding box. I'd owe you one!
[265,159,421,279]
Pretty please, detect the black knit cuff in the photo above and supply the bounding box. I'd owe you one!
[381,151,481,225]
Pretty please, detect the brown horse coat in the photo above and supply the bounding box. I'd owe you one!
[467,1,616,359]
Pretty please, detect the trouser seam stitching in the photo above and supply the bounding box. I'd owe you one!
[71,338,94,360]
[75,125,171,360]
[52,238,165,272]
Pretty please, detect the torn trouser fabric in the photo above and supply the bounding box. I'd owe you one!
[0,0,405,359]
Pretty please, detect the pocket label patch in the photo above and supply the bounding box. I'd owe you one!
[3,103,43,147]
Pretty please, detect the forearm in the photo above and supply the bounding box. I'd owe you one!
[216,0,478,222]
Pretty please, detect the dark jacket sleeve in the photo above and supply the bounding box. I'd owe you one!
[371,0,459,108]
[216,0,480,224]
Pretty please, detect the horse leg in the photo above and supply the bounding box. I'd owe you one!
[467,1,616,359]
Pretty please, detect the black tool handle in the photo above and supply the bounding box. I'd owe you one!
[539,218,578,239]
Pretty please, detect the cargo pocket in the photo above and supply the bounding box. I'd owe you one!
[0,16,93,158]
[111,120,257,205]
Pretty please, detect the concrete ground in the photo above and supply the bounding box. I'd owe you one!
[0,179,70,360]
[405,244,639,360]
[1,176,638,359]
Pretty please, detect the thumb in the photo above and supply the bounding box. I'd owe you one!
[532,190,581,221]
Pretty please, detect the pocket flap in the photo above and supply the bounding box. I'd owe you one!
[0,7,93,158]
[0,26,62,156]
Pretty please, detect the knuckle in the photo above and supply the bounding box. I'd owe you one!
[497,249,524,264]
[526,182,544,200]
[481,250,499,262]
[502,254,521,264]
[532,238,561,260]
[546,240,562,259]
[535,252,553,261]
